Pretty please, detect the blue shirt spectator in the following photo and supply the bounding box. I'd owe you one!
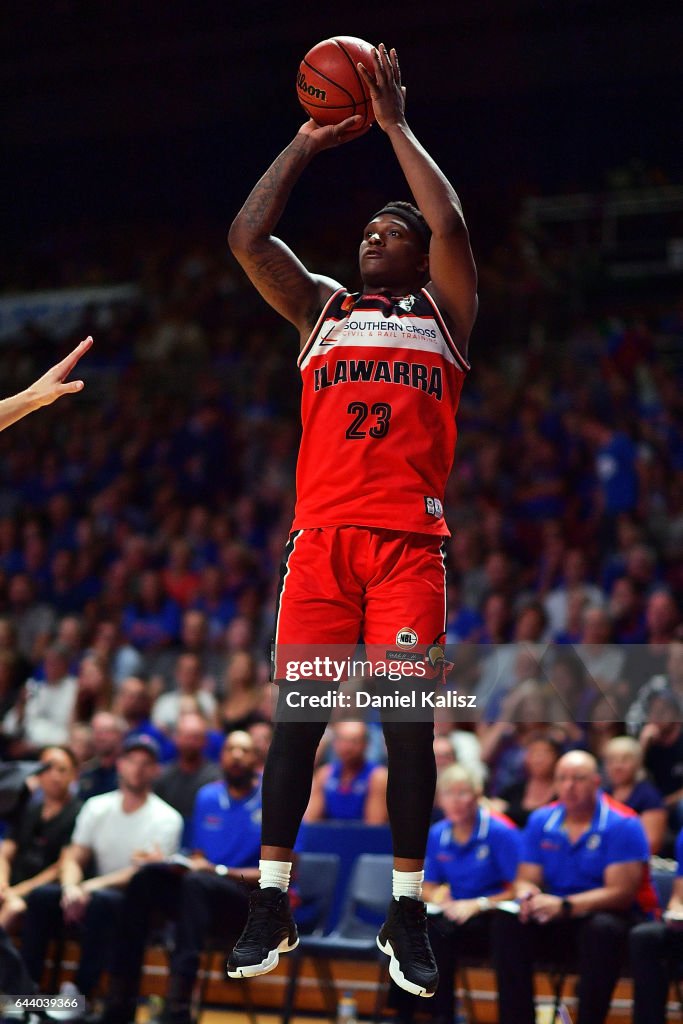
[596,431,638,515]
[190,778,261,866]
[425,805,519,899]
[522,790,655,912]
[121,570,181,651]
[304,722,388,825]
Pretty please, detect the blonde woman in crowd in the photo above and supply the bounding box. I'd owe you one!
[603,735,666,854]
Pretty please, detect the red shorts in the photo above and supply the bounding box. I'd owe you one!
[273,526,446,680]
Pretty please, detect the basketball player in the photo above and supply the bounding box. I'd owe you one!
[227,44,477,998]
[0,336,92,432]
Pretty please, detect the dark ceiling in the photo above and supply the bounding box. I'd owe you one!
[2,0,682,241]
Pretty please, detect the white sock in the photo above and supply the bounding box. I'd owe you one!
[259,859,292,891]
[392,869,424,901]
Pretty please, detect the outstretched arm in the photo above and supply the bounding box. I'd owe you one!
[229,118,368,336]
[359,46,478,349]
[0,335,92,432]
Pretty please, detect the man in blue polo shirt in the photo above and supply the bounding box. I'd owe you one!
[630,826,683,1023]
[93,731,262,1024]
[389,763,519,1024]
[492,750,656,1024]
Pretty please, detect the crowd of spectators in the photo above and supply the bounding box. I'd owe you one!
[0,218,679,806]
[0,217,681,1020]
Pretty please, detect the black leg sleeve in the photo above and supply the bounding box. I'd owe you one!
[261,686,330,849]
[381,719,436,860]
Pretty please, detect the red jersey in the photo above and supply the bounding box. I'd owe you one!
[292,288,469,536]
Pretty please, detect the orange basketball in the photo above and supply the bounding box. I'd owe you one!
[296,36,376,128]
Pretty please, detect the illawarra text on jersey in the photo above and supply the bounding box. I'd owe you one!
[313,360,443,400]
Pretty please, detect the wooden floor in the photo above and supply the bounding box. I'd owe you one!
[55,940,683,1023]
[137,1015,332,1024]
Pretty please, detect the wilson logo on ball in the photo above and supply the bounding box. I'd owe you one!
[296,36,376,128]
[297,72,327,101]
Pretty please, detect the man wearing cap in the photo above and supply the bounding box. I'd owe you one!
[20,733,183,1005]
[92,731,262,1024]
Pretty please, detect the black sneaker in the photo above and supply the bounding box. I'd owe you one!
[226,886,299,978]
[376,897,439,997]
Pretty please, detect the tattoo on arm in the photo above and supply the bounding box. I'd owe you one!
[242,137,312,235]
[232,136,329,328]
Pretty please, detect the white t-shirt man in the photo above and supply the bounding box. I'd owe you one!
[3,674,77,747]
[71,790,183,876]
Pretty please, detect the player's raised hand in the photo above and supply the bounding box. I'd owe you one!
[298,115,370,151]
[358,44,406,133]
[30,335,93,409]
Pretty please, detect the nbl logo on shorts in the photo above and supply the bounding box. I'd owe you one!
[424,496,443,518]
[396,627,418,649]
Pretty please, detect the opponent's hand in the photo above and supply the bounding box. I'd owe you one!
[28,336,93,409]
[297,115,370,152]
[358,44,406,133]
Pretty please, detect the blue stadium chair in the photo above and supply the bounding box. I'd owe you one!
[281,853,394,1024]
[293,852,341,937]
[296,822,393,930]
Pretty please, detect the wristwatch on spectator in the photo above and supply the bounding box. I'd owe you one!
[215,864,229,877]
[561,897,572,918]
[477,896,492,912]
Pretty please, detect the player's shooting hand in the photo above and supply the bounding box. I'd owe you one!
[28,336,93,409]
[298,116,370,151]
[357,44,406,133]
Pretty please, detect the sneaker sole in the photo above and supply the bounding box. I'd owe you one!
[227,934,300,979]
[376,936,436,998]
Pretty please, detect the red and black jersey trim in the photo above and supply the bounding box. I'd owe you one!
[420,289,470,372]
[298,289,346,367]
[271,530,302,680]
[299,288,470,372]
